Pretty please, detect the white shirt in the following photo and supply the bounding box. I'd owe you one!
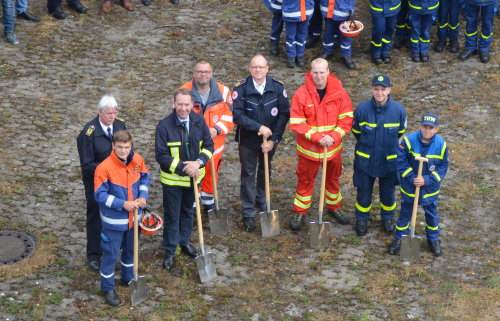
[99,119,113,137]
[253,78,266,95]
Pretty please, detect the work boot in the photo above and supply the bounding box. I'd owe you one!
[420,53,429,62]
[328,210,350,225]
[449,40,459,53]
[342,56,356,70]
[381,53,391,64]
[355,220,368,236]
[104,289,120,306]
[372,55,383,64]
[243,217,256,232]
[296,56,306,67]
[204,203,215,213]
[411,52,420,63]
[458,49,476,61]
[479,51,490,63]
[269,43,279,56]
[88,259,100,271]
[287,57,296,68]
[434,38,446,52]
[387,238,401,255]
[428,240,442,257]
[382,219,395,234]
[17,11,41,22]
[289,213,304,231]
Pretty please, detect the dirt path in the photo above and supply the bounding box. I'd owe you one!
[0,1,499,320]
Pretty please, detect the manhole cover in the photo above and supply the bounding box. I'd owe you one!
[0,230,36,265]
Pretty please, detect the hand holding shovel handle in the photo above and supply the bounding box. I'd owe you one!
[410,156,428,237]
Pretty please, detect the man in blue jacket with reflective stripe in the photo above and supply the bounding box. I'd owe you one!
[388,113,449,257]
[408,0,439,62]
[352,75,407,237]
[369,0,402,64]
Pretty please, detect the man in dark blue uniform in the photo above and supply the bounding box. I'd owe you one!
[351,75,406,236]
[232,54,290,232]
[77,95,126,271]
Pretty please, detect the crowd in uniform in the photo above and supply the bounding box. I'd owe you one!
[77,54,450,306]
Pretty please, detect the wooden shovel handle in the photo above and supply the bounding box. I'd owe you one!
[263,135,271,205]
[210,158,219,205]
[193,179,205,246]
[133,208,139,278]
[318,146,328,222]
[410,157,429,234]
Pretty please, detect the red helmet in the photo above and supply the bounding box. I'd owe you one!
[339,20,364,38]
[140,208,163,235]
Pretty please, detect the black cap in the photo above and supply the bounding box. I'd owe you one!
[421,113,439,127]
[371,74,391,87]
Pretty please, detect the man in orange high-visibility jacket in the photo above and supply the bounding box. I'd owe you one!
[289,58,353,230]
[180,59,234,212]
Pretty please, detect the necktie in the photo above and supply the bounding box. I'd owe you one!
[107,127,113,141]
[182,121,190,159]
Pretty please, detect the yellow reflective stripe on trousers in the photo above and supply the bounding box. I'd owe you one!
[402,167,413,178]
[294,198,311,209]
[411,38,419,43]
[355,202,371,212]
[380,201,396,211]
[423,190,440,198]
[371,41,382,47]
[419,38,430,43]
[396,223,409,230]
[481,32,493,39]
[431,171,441,182]
[297,142,343,159]
[400,187,415,198]
[356,150,370,158]
[466,30,478,37]
[439,22,449,29]
[326,195,342,205]
[325,190,340,200]
[382,38,391,44]
[449,22,459,30]
[294,193,312,202]
[426,224,439,230]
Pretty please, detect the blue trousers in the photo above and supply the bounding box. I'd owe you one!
[395,0,411,38]
[323,19,352,56]
[100,228,134,291]
[270,11,284,45]
[308,0,322,40]
[353,170,397,221]
[371,14,397,55]
[409,12,436,54]
[285,20,308,58]
[395,199,440,241]
[162,184,195,256]
[2,0,15,35]
[437,0,460,41]
[464,2,495,52]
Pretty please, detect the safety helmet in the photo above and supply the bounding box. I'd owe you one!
[339,20,364,38]
[140,208,163,235]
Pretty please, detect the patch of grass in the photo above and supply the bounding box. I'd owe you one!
[344,234,362,246]
[46,292,62,305]
[227,253,247,265]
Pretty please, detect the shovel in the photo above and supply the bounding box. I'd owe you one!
[259,135,280,238]
[207,159,229,234]
[130,208,149,306]
[401,156,428,263]
[310,146,332,249]
[193,178,217,282]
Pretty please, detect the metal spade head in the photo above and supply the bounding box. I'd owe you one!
[400,235,422,263]
[309,221,332,249]
[196,252,217,283]
[130,276,149,306]
[208,208,229,235]
[259,210,280,238]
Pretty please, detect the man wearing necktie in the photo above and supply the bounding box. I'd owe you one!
[77,95,126,271]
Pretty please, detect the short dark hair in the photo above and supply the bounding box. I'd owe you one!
[174,88,194,103]
[113,130,132,144]
[194,59,212,69]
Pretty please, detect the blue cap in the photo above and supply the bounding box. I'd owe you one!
[421,113,439,127]
[371,74,391,87]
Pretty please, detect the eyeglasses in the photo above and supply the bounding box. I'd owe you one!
[250,65,268,70]
[195,70,212,74]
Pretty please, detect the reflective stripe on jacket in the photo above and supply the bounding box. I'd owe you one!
[290,72,353,162]
[282,0,315,22]
[263,0,283,13]
[370,0,402,16]
[94,150,150,231]
[408,0,439,14]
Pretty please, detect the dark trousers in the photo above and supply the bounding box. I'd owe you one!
[464,2,495,52]
[270,11,284,45]
[353,170,396,221]
[238,144,276,218]
[395,0,411,38]
[83,177,102,261]
[47,0,79,13]
[162,184,195,256]
[395,199,440,241]
[437,0,460,41]
[323,19,352,56]
[409,12,436,54]
[307,0,323,40]
[285,20,309,58]
[100,228,133,291]
[371,14,398,55]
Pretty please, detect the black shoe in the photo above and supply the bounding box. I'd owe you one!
[142,0,151,5]
[319,53,333,60]
[382,219,395,234]
[163,255,175,270]
[428,240,442,257]
[119,279,130,287]
[342,56,356,70]
[50,9,66,19]
[420,53,429,62]
[289,213,304,231]
[411,52,420,63]
[381,53,391,64]
[170,0,179,4]
[243,217,256,232]
[181,243,199,258]
[449,40,459,53]
[305,38,319,49]
[355,220,368,236]
[296,56,306,67]
[387,238,401,255]
[287,57,296,68]
[104,289,120,306]
[204,203,215,213]
[393,36,404,49]
[372,55,383,64]
[479,51,490,63]
[269,43,279,56]
[17,11,41,22]
[69,2,87,13]
[88,260,100,271]
[328,210,350,225]
[434,39,446,52]
[459,49,476,61]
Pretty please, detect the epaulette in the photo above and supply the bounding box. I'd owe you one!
[86,125,95,136]
[116,116,125,122]
[234,79,246,87]
[272,78,284,85]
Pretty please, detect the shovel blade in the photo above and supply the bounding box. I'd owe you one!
[259,210,280,238]
[400,235,422,263]
[130,276,149,306]
[309,221,332,249]
[208,208,229,235]
[196,252,217,283]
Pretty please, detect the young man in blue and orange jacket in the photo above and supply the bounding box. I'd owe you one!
[94,130,150,306]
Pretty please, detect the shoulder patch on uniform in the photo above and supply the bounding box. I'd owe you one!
[116,116,125,122]
[86,125,95,136]
[272,78,284,85]
[234,79,246,87]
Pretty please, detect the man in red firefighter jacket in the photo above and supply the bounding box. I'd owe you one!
[180,59,234,212]
[289,58,353,230]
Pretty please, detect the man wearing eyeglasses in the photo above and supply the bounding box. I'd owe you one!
[232,54,290,232]
[179,60,234,213]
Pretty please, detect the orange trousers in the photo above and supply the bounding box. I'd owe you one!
[200,154,222,206]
